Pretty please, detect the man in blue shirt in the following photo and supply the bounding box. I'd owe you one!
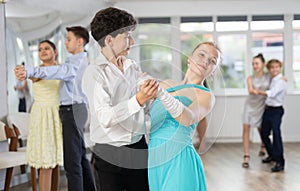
[15,26,95,191]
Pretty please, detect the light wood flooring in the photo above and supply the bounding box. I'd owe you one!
[3,142,300,191]
[201,142,300,191]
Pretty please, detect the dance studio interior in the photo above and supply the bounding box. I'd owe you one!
[0,0,299,190]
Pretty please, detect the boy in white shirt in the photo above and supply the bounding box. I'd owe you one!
[258,59,287,172]
[82,7,158,191]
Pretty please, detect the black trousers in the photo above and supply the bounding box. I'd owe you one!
[93,137,149,191]
[18,98,26,112]
[261,106,285,165]
[59,103,95,191]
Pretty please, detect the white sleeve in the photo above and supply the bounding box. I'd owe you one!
[156,87,184,118]
[82,66,143,129]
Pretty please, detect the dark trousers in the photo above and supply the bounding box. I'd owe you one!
[261,106,285,165]
[59,103,95,191]
[18,98,26,112]
[93,137,149,191]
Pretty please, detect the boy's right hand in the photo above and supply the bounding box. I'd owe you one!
[136,79,159,106]
[14,65,27,81]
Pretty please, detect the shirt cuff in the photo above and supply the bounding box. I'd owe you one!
[127,96,144,115]
[25,65,34,78]
[266,90,271,97]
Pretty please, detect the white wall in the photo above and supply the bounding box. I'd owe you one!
[206,94,300,143]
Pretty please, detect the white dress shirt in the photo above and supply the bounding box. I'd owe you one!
[265,73,287,107]
[82,53,146,147]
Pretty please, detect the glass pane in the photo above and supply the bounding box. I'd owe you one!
[28,42,39,66]
[217,34,247,88]
[180,22,213,32]
[293,20,300,30]
[216,21,248,31]
[137,23,171,34]
[251,21,284,30]
[130,24,172,80]
[87,37,102,66]
[293,32,300,89]
[252,32,284,62]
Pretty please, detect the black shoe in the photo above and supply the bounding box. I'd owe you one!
[271,163,284,172]
[262,156,274,163]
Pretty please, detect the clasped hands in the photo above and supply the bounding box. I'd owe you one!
[251,88,264,95]
[14,65,27,81]
[136,73,159,106]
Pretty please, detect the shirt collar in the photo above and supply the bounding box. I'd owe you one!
[93,52,135,69]
[72,51,87,58]
[272,73,282,81]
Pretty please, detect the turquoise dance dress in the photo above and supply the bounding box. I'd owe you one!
[148,84,208,191]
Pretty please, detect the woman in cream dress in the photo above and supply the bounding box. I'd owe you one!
[26,40,63,191]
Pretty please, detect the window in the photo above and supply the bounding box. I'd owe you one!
[131,18,172,80]
[252,32,284,62]
[217,34,247,89]
[251,15,284,30]
[293,15,300,89]
[180,17,213,74]
[292,15,300,29]
[250,16,284,85]
[293,32,300,89]
[215,16,248,89]
[216,16,248,31]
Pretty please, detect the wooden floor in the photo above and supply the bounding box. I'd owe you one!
[202,142,300,191]
[4,142,300,191]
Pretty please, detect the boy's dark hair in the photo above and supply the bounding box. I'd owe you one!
[266,59,282,69]
[66,26,89,46]
[90,7,137,47]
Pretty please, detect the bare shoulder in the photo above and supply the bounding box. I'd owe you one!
[193,88,215,111]
[159,79,179,89]
[247,75,252,81]
[195,88,214,100]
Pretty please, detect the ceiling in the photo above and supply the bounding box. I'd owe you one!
[4,0,111,34]
[3,0,300,39]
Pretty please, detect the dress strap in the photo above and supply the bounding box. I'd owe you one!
[166,84,211,93]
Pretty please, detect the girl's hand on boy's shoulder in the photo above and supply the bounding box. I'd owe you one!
[282,76,288,82]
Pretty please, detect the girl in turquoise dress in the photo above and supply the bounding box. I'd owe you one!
[148,42,222,191]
